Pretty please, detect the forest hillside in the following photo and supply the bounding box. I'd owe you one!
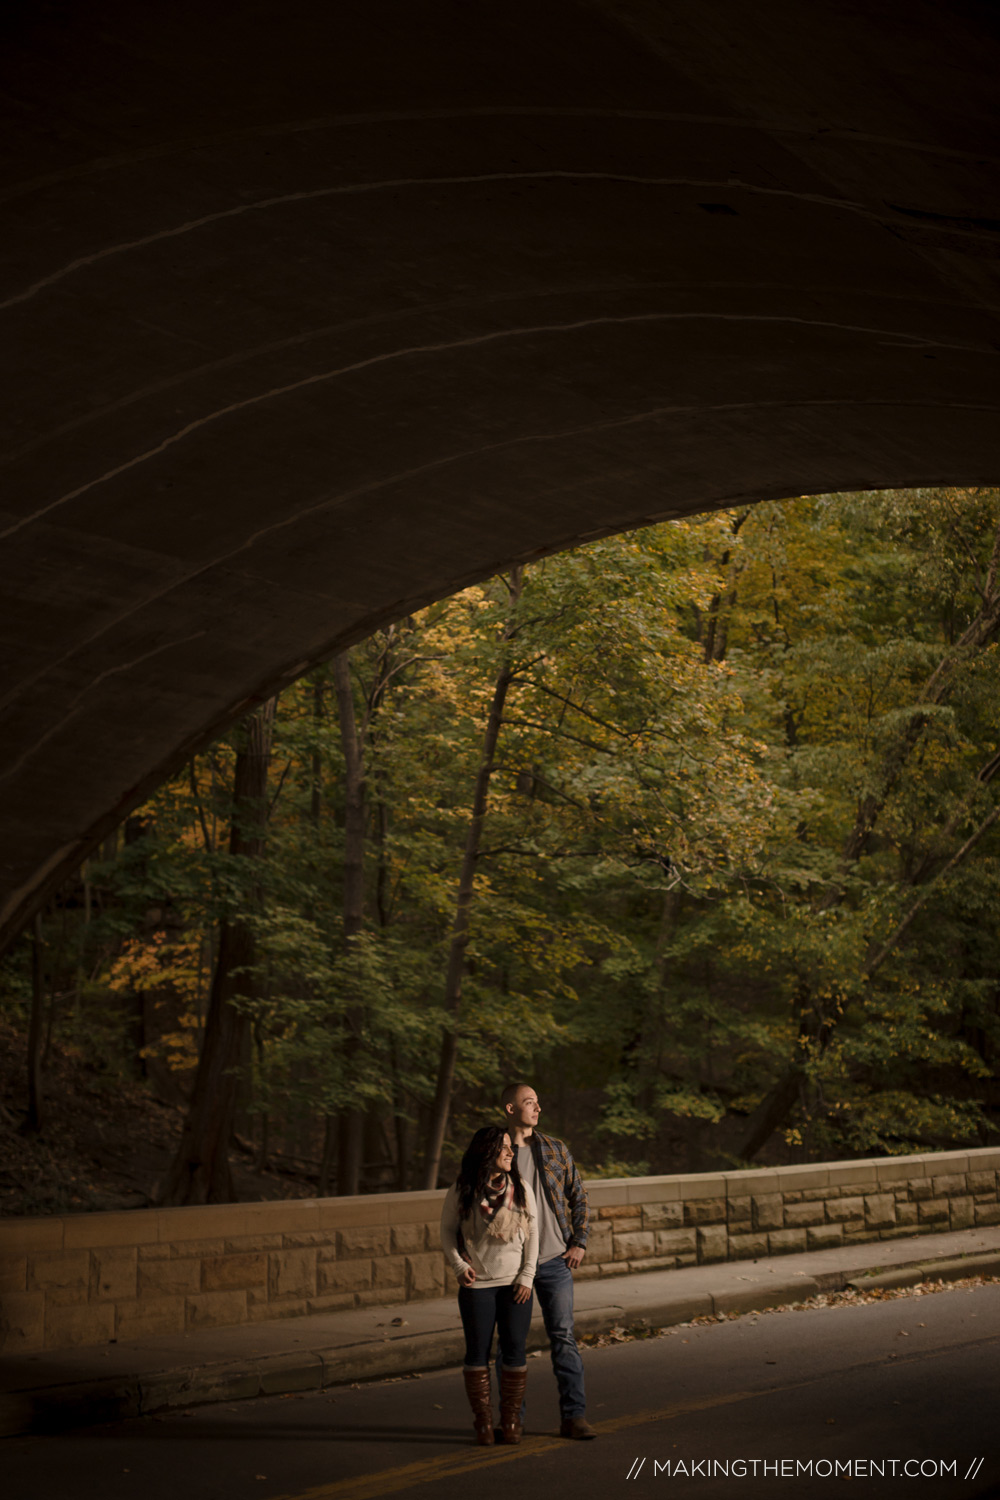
[3,488,999,1213]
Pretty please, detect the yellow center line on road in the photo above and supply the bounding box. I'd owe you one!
[266,1325,1000,1499]
[265,1385,790,1500]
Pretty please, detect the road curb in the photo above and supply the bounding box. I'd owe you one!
[4,1245,998,1437]
[845,1249,1000,1293]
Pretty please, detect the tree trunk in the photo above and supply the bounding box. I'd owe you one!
[120,816,153,1078]
[310,675,325,827]
[336,1108,364,1195]
[331,651,367,1194]
[23,913,45,1135]
[702,510,748,664]
[394,1094,411,1191]
[253,1019,270,1173]
[318,1115,336,1196]
[422,568,523,1188]
[41,977,58,1070]
[332,654,366,943]
[739,1066,808,1162]
[254,1113,270,1176]
[159,700,276,1205]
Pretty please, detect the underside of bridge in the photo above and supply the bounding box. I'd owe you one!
[1,0,998,950]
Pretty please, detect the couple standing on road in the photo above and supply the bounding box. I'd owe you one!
[439,1082,597,1447]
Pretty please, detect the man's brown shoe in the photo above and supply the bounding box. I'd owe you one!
[560,1417,597,1440]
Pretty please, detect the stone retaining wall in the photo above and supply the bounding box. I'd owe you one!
[575,1147,1000,1281]
[2,1147,998,1355]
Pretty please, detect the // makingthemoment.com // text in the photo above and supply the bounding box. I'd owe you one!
[624,1457,986,1481]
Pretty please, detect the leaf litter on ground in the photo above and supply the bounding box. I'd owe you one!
[577,1274,1000,1348]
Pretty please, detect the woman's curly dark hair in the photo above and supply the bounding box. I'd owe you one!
[456,1125,526,1218]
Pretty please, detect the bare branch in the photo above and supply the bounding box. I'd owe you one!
[865,803,1000,977]
[528,682,645,743]
[267,759,293,816]
[942,494,986,600]
[188,760,214,857]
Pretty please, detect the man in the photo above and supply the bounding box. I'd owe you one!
[499,1081,596,1440]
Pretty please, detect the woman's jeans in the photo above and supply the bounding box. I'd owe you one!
[495,1252,587,1419]
[458,1283,533,1368]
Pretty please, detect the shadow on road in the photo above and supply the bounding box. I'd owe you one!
[70,1417,478,1447]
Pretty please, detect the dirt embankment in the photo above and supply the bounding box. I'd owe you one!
[0,1020,319,1217]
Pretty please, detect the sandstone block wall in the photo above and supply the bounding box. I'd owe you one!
[576,1148,1000,1283]
[2,1148,998,1355]
[0,1192,445,1356]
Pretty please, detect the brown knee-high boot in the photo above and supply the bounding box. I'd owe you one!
[462,1366,495,1445]
[499,1365,528,1445]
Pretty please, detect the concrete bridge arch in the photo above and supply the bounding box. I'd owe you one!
[2,0,999,948]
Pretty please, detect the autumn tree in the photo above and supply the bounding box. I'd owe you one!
[159,701,276,1204]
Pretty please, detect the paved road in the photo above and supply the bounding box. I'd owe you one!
[6,1283,999,1499]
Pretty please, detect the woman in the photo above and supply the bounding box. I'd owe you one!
[440,1125,538,1446]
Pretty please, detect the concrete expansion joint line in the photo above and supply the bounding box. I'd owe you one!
[3,379,998,752]
[0,172,868,312]
[4,170,998,314]
[0,632,208,784]
[5,275,991,470]
[3,312,994,548]
[3,107,995,208]
[2,380,999,747]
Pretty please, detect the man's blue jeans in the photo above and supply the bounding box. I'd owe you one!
[496,1252,586,1420]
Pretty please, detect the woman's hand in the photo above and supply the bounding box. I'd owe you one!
[512,1282,531,1304]
[459,1265,477,1287]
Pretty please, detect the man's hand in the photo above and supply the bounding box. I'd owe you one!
[563,1245,586,1270]
[459,1265,477,1286]
[512,1282,532,1304]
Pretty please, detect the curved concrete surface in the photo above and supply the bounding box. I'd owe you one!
[2,0,999,946]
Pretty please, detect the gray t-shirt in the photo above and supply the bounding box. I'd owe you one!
[516,1142,567,1263]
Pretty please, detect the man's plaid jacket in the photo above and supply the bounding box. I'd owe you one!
[526,1129,590,1249]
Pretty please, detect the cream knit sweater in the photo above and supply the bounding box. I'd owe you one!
[440,1179,539,1290]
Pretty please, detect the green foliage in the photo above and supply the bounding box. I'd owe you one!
[9,487,1000,1187]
